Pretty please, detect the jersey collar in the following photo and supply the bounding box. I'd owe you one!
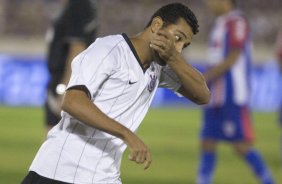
[122,33,148,73]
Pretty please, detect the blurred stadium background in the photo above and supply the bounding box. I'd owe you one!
[0,0,281,183]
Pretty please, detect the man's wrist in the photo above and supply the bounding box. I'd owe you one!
[118,127,135,144]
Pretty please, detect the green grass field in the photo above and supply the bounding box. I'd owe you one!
[0,106,281,184]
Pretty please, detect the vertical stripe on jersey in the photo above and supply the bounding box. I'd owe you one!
[130,88,156,130]
[72,129,97,183]
[91,141,110,183]
[56,39,129,183]
[57,45,113,182]
[90,53,131,183]
[87,41,123,83]
[128,66,161,130]
[105,83,156,181]
[92,76,110,100]
[53,116,78,179]
[76,40,123,100]
[127,89,146,129]
[105,67,160,181]
[104,115,124,180]
[72,65,113,183]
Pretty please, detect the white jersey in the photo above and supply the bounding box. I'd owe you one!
[29,33,181,184]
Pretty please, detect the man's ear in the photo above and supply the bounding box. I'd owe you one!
[150,17,164,33]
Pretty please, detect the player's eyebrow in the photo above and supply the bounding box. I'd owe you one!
[175,30,192,49]
[176,30,193,43]
[176,30,188,40]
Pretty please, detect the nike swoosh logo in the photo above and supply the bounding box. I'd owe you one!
[129,80,137,85]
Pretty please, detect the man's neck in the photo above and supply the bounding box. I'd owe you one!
[129,31,154,69]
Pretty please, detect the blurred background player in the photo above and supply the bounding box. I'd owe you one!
[197,0,275,183]
[275,27,282,161]
[45,0,98,133]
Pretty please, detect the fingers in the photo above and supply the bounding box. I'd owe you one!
[150,29,176,59]
[128,150,146,164]
[150,35,172,53]
[128,148,152,169]
[150,40,165,54]
[136,150,145,164]
[152,31,172,45]
[124,132,152,169]
[150,39,165,48]
[144,151,152,170]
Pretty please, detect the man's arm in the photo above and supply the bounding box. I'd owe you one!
[204,49,240,82]
[60,41,86,85]
[168,55,210,105]
[61,87,152,170]
[150,30,210,105]
[49,41,86,117]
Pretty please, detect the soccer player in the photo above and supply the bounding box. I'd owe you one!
[45,0,98,133]
[22,3,210,184]
[197,0,275,184]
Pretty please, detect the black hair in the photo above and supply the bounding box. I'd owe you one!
[145,3,199,34]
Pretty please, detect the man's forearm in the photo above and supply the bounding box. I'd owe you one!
[167,55,210,104]
[61,42,86,85]
[62,88,152,169]
[204,49,240,82]
[62,89,132,140]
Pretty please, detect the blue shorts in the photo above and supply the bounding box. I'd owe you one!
[201,104,254,142]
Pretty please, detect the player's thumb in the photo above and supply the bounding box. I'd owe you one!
[144,152,152,170]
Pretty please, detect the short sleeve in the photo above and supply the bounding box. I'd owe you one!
[67,38,119,99]
[227,17,249,49]
[158,66,181,92]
